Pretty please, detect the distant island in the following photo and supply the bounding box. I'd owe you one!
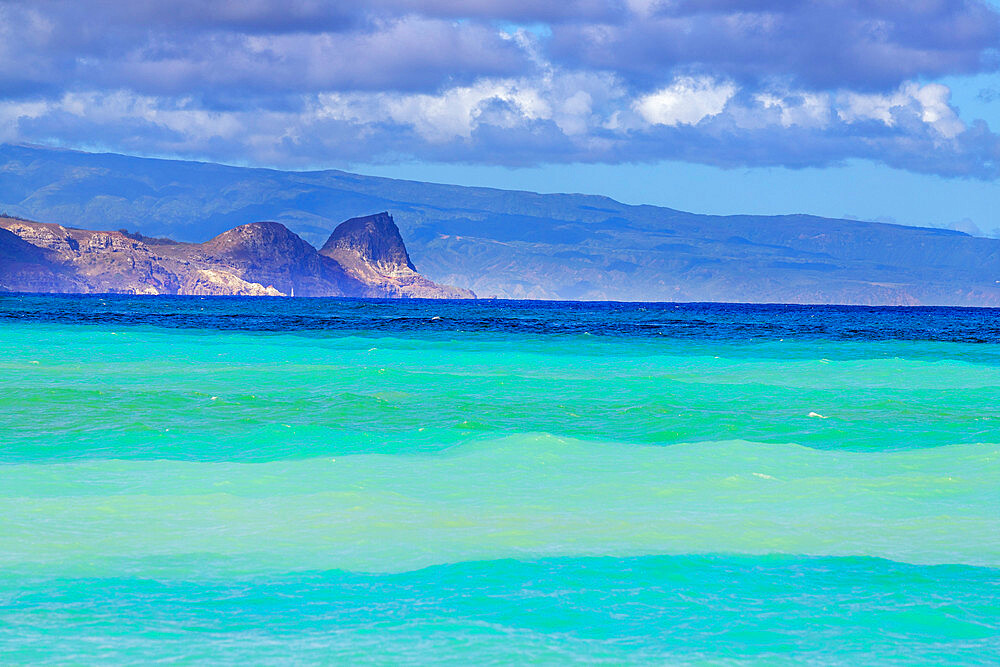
[0,211,473,298]
[2,144,1000,305]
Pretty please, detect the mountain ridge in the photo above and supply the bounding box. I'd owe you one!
[1,143,999,305]
[0,211,473,298]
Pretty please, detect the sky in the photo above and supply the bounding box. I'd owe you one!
[1,0,999,234]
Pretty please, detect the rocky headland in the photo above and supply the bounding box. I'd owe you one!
[0,212,473,298]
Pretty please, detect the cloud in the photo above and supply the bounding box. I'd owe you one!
[549,0,1000,90]
[0,0,999,178]
[634,77,737,126]
[837,83,965,139]
[7,76,997,178]
[0,7,531,98]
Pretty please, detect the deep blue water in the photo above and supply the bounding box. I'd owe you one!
[3,292,1000,342]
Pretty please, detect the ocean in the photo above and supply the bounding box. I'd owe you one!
[1,294,998,664]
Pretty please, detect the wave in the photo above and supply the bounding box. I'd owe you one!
[2,434,998,576]
[6,317,1000,464]
[2,554,998,664]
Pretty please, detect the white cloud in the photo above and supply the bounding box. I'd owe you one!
[633,77,737,127]
[315,71,624,143]
[319,81,551,143]
[837,89,903,126]
[908,83,964,139]
[837,83,964,139]
[0,100,48,141]
[0,74,989,177]
[0,0,997,178]
[58,92,244,141]
[754,91,831,128]
[547,90,593,135]
[623,0,663,18]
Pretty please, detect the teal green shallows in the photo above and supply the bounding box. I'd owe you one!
[1,297,998,663]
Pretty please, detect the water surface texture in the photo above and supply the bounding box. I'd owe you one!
[1,295,998,664]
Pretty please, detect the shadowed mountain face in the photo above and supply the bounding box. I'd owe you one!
[2,143,1000,304]
[197,221,360,297]
[319,213,472,299]
[0,214,470,298]
[0,226,78,293]
[321,212,416,273]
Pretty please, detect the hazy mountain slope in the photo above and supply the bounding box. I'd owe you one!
[2,143,999,304]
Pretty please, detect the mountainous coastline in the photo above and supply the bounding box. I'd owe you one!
[0,211,473,298]
[2,144,1000,305]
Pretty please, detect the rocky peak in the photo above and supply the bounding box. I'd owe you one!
[196,221,366,297]
[318,212,474,299]
[1,213,474,299]
[202,221,315,258]
[319,212,416,276]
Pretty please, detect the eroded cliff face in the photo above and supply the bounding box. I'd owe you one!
[0,214,474,298]
[0,219,187,294]
[320,213,475,299]
[178,221,374,297]
[0,226,81,293]
[320,212,417,275]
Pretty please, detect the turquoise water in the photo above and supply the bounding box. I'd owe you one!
[1,296,999,663]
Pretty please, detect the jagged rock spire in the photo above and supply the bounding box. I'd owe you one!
[319,212,416,275]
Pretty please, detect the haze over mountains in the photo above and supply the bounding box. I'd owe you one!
[2,143,999,305]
